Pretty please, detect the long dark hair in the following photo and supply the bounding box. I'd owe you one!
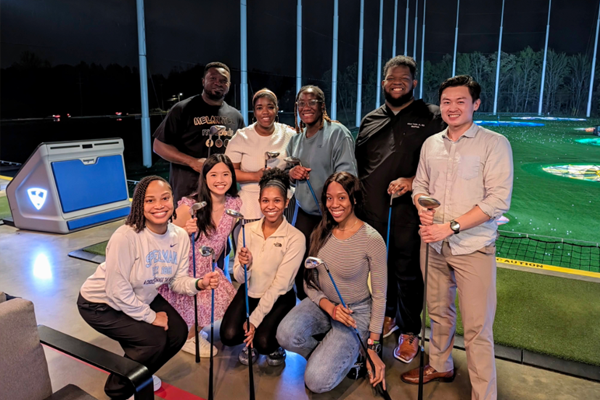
[192,154,238,239]
[304,171,364,290]
[126,175,175,233]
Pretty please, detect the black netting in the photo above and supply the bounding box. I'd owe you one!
[496,231,600,272]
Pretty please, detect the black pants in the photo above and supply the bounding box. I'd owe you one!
[293,206,322,300]
[77,293,188,400]
[367,204,424,335]
[220,284,296,355]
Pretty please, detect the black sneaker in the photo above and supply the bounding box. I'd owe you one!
[267,347,286,366]
[238,347,258,366]
[346,354,367,380]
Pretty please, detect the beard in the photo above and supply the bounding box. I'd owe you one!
[384,88,414,108]
[205,89,225,102]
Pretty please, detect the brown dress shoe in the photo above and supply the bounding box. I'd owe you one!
[382,317,398,338]
[393,333,419,363]
[401,364,455,384]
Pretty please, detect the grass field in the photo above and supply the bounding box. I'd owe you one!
[481,118,600,243]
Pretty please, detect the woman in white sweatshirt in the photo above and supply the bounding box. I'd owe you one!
[77,175,220,400]
[220,168,305,366]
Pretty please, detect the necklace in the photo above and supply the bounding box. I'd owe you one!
[336,218,359,232]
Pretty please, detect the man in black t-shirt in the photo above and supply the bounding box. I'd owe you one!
[153,61,245,202]
[355,56,445,365]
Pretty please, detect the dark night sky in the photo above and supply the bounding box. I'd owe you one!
[2,0,600,81]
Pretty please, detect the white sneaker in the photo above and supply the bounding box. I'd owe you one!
[153,375,161,391]
[181,335,218,357]
[126,376,161,399]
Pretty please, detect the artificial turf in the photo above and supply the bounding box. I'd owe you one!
[0,196,10,220]
[431,267,600,367]
[82,240,108,256]
[483,118,600,244]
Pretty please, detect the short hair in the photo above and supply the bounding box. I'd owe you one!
[203,62,231,78]
[438,75,481,102]
[383,55,417,79]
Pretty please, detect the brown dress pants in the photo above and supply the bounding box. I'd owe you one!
[422,241,497,400]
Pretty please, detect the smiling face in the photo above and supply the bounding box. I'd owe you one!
[440,85,481,133]
[260,186,288,224]
[143,180,174,234]
[325,181,354,224]
[205,162,232,196]
[254,96,277,131]
[202,67,230,101]
[382,65,416,107]
[296,90,324,126]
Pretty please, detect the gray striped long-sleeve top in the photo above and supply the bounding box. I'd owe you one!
[304,223,387,334]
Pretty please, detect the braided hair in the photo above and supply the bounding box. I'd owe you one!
[293,85,337,134]
[125,175,175,233]
[304,171,364,290]
[192,154,239,240]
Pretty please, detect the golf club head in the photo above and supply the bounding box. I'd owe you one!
[265,151,280,160]
[225,209,244,221]
[284,156,302,166]
[418,196,441,210]
[209,125,226,136]
[200,246,214,258]
[189,201,207,216]
[305,256,325,270]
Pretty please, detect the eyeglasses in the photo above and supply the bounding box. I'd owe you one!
[296,100,323,108]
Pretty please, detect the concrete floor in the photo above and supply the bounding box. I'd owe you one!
[1,219,599,400]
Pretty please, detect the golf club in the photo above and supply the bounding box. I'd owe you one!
[190,201,207,363]
[208,125,226,158]
[201,246,216,400]
[284,156,321,215]
[305,257,392,400]
[385,193,399,263]
[416,196,441,400]
[224,209,255,400]
[264,151,280,169]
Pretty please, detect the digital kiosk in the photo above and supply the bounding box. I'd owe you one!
[6,138,131,234]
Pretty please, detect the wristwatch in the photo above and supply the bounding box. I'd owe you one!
[367,338,381,353]
[450,220,461,234]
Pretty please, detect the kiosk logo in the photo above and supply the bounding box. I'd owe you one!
[27,188,48,210]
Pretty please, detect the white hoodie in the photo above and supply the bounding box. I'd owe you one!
[80,223,198,324]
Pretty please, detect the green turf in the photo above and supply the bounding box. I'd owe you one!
[0,196,10,220]
[83,241,108,256]
[427,267,600,366]
[490,119,600,243]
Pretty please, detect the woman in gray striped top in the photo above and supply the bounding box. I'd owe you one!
[277,171,388,393]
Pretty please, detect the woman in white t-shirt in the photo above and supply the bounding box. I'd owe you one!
[225,88,296,223]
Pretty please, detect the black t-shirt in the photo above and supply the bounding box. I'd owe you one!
[355,100,446,230]
[153,95,245,202]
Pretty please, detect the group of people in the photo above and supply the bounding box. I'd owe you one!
[77,56,513,400]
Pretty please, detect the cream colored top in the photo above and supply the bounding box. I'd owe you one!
[233,217,305,327]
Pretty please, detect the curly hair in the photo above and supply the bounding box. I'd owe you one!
[259,168,290,199]
[293,85,336,134]
[304,171,364,290]
[125,175,175,233]
[191,154,239,240]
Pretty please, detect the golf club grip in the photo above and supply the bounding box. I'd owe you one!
[357,336,392,400]
[194,296,200,364]
[247,315,256,400]
[386,207,392,263]
[418,245,430,400]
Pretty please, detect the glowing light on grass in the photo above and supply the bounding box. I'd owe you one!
[575,138,600,146]
[542,164,600,182]
[475,120,544,127]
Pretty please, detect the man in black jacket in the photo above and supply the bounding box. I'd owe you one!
[355,56,446,364]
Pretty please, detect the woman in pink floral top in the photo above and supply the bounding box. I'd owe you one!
[159,154,241,357]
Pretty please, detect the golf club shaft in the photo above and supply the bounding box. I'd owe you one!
[386,205,392,263]
[242,224,256,400]
[305,179,321,215]
[191,232,200,364]
[418,244,430,400]
[209,259,216,400]
[324,268,392,399]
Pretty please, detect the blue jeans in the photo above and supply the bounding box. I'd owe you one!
[276,297,371,393]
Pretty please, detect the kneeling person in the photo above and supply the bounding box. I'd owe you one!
[220,168,305,365]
